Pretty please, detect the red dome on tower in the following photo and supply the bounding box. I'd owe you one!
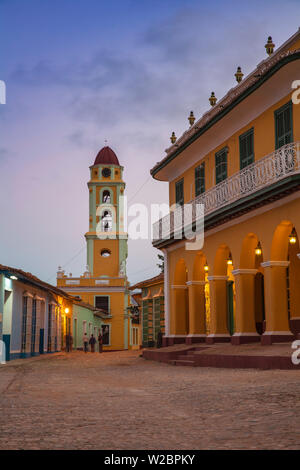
[94,146,120,166]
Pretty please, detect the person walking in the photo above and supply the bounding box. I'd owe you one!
[65,333,70,352]
[89,334,96,353]
[98,332,103,353]
[156,329,163,349]
[83,333,89,353]
[69,334,73,352]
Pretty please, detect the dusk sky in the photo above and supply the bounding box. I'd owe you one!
[1,0,300,285]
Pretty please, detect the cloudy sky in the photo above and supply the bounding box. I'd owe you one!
[0,0,300,285]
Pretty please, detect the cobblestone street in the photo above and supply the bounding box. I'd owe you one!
[0,350,299,450]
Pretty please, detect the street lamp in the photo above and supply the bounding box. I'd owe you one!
[255,241,262,256]
[289,228,297,245]
[227,253,233,266]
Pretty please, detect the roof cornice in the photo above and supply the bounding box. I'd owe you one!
[151,48,300,179]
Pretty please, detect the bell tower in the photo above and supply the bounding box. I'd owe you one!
[57,145,130,351]
[85,146,128,278]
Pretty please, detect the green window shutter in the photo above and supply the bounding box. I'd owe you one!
[153,298,161,341]
[215,148,228,184]
[142,300,149,344]
[195,163,205,196]
[275,101,293,149]
[175,179,184,206]
[239,128,254,169]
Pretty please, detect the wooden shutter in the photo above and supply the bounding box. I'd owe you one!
[275,101,293,149]
[215,148,228,184]
[175,179,184,206]
[239,128,254,169]
[95,296,109,312]
[195,163,205,196]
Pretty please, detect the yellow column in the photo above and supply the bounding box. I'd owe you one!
[261,261,294,345]
[231,269,260,344]
[206,276,230,343]
[289,253,300,335]
[170,285,188,340]
[186,281,206,343]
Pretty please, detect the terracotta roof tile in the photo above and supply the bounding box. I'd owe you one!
[129,272,164,290]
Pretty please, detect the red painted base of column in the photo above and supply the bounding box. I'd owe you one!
[185,336,206,345]
[261,333,295,345]
[162,336,186,346]
[290,318,300,336]
[206,335,231,344]
[173,336,186,344]
[231,334,261,345]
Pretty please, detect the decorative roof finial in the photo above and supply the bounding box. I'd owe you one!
[209,92,217,107]
[170,132,177,144]
[188,111,195,127]
[265,36,275,56]
[235,66,244,83]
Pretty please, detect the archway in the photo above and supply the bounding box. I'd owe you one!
[101,210,113,232]
[233,233,264,344]
[171,259,188,339]
[207,245,233,343]
[261,221,297,344]
[102,190,111,204]
[186,253,207,343]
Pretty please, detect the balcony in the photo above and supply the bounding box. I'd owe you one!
[153,142,300,247]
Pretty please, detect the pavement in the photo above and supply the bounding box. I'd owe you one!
[0,350,299,450]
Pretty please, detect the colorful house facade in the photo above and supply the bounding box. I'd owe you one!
[72,299,106,350]
[151,31,300,346]
[130,273,164,347]
[127,295,141,350]
[57,146,131,350]
[0,264,73,361]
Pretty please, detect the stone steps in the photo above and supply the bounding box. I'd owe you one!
[172,359,197,367]
[169,347,211,366]
[145,342,300,370]
[177,354,195,360]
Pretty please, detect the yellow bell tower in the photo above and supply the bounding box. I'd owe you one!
[86,146,127,279]
[57,146,130,350]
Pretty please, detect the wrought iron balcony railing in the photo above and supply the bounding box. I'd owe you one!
[153,142,300,242]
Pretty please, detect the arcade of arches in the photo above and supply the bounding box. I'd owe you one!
[166,213,300,346]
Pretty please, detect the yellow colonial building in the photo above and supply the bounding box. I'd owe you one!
[130,273,164,348]
[152,31,300,346]
[57,146,131,350]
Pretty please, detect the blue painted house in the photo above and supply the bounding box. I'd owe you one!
[0,264,73,361]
